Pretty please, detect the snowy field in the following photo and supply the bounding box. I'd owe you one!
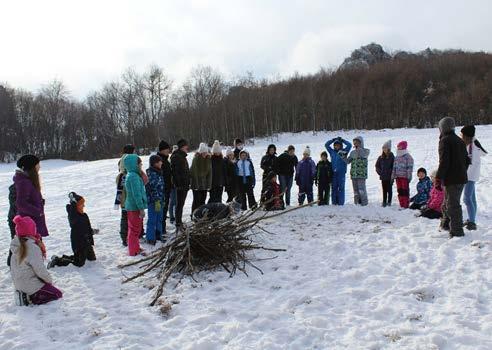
[0,126,491,350]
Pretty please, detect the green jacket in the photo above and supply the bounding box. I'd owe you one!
[124,154,148,211]
[346,136,370,179]
[190,154,212,190]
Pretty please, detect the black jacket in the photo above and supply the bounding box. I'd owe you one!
[274,151,298,177]
[233,148,241,160]
[211,155,226,188]
[316,160,333,185]
[260,154,277,178]
[436,131,470,186]
[171,149,190,190]
[159,153,173,191]
[224,158,237,192]
[67,203,94,252]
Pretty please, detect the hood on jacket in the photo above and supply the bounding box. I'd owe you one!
[211,140,222,155]
[118,154,128,173]
[439,117,456,134]
[353,136,364,148]
[123,154,141,174]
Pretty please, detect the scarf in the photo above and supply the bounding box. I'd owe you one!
[396,149,408,157]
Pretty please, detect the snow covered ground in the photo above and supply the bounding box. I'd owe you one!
[0,126,491,349]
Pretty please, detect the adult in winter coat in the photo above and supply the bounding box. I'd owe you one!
[315,151,332,205]
[158,141,173,235]
[419,171,444,220]
[392,141,414,208]
[295,147,317,205]
[375,140,395,207]
[460,125,487,231]
[209,140,226,203]
[236,150,257,210]
[124,154,148,256]
[114,144,135,247]
[190,143,212,214]
[409,168,432,210]
[274,145,298,206]
[171,139,191,230]
[325,137,352,205]
[261,144,277,182]
[10,215,62,305]
[346,136,370,206]
[47,193,97,268]
[145,155,165,244]
[262,172,284,211]
[224,148,238,203]
[436,117,470,237]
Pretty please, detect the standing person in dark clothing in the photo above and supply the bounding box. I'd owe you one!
[171,139,191,231]
[158,140,172,236]
[236,150,257,210]
[233,138,244,160]
[436,117,470,238]
[274,145,298,206]
[375,140,395,207]
[261,144,277,181]
[209,140,226,203]
[190,143,212,213]
[316,151,332,205]
[224,147,237,203]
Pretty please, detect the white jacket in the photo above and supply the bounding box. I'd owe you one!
[467,138,485,182]
[10,236,52,295]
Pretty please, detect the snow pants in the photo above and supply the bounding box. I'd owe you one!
[442,184,465,236]
[127,210,143,256]
[331,172,346,205]
[30,283,63,305]
[396,177,410,208]
[352,178,368,206]
[298,183,314,205]
[318,182,330,205]
[147,203,163,242]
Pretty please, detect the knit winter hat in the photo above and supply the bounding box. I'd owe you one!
[461,125,475,138]
[17,155,40,171]
[149,155,162,167]
[123,144,135,154]
[198,142,209,154]
[382,140,392,150]
[303,146,311,156]
[69,192,83,204]
[158,140,170,151]
[177,139,189,149]
[211,140,222,154]
[226,147,233,156]
[13,215,37,237]
[417,167,427,175]
[438,117,456,134]
[397,141,408,150]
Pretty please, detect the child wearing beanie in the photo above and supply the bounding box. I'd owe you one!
[375,140,395,207]
[392,141,414,208]
[295,146,316,205]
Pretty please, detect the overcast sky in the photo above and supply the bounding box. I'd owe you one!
[1,0,491,98]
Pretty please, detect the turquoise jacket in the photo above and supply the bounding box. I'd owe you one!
[124,154,148,211]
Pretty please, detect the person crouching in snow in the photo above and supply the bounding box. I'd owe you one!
[375,140,394,207]
[145,155,165,245]
[346,136,370,206]
[316,151,332,205]
[262,172,285,211]
[124,154,148,256]
[236,150,257,210]
[10,215,62,305]
[392,141,414,208]
[295,147,316,205]
[48,193,97,268]
[325,137,352,205]
[192,198,242,222]
[409,168,432,210]
[419,170,444,219]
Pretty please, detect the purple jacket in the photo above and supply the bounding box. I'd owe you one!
[13,171,49,237]
[295,157,316,188]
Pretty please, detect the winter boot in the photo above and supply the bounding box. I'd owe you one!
[440,219,450,232]
[14,290,30,306]
[465,222,477,231]
[382,201,387,207]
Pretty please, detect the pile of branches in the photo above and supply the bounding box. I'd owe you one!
[119,201,315,306]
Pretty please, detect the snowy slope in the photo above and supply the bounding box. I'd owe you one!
[0,127,491,350]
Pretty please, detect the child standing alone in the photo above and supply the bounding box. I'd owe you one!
[392,141,414,208]
[375,140,395,207]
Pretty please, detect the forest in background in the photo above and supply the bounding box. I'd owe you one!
[1,43,492,161]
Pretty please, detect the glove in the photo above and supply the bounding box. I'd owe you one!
[434,178,442,191]
[139,209,146,219]
[155,200,162,212]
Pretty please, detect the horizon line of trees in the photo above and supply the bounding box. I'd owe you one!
[1,49,492,162]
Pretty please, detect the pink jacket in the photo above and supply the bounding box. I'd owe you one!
[427,186,444,212]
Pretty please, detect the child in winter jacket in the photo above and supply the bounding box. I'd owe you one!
[392,141,414,208]
[410,168,432,210]
[10,215,62,305]
[145,155,165,245]
[236,150,257,210]
[124,154,148,256]
[262,172,285,211]
[325,137,352,205]
[191,143,212,214]
[295,147,317,205]
[419,170,444,219]
[48,193,97,268]
[316,152,332,205]
[346,136,370,206]
[375,140,395,207]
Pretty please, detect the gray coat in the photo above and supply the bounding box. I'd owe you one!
[10,236,52,295]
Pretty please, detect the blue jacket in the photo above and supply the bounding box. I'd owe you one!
[325,139,352,174]
[295,157,316,188]
[411,176,432,204]
[124,154,148,211]
[235,159,256,185]
[146,167,165,204]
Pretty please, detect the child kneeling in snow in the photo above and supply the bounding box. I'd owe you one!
[10,215,62,305]
[418,171,444,219]
[48,193,97,268]
[409,168,432,210]
[262,172,285,211]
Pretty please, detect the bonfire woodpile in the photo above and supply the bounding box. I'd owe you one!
[119,201,315,306]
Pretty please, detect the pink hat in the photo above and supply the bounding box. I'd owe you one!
[13,215,38,238]
[397,141,408,150]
